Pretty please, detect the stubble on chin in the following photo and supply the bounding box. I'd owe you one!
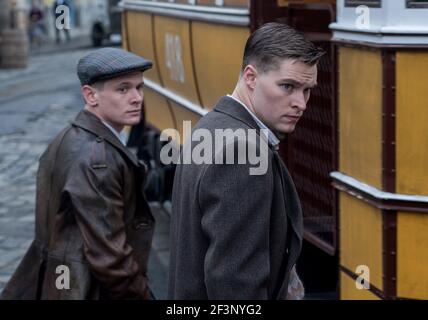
[275,131,287,141]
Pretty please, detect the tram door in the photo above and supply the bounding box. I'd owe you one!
[278,2,339,297]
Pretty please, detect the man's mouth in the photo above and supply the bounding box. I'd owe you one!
[284,115,300,122]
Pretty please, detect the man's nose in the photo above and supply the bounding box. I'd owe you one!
[292,91,307,111]
[131,88,143,104]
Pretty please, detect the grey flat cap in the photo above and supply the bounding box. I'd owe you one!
[77,47,153,85]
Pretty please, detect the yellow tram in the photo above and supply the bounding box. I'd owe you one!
[120,0,428,300]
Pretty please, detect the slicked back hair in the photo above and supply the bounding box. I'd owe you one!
[242,22,326,73]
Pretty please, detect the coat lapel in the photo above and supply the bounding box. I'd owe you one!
[279,158,304,244]
[273,152,304,299]
[71,110,140,168]
[213,96,260,131]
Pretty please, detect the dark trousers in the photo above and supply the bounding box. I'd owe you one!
[54,24,70,43]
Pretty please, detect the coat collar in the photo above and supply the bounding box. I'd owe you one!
[214,96,282,150]
[72,109,140,167]
[213,96,260,131]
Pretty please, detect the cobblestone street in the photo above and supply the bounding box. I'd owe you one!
[0,46,169,298]
[0,105,82,289]
[0,49,86,292]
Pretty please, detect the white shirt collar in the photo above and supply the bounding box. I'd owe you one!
[227,94,280,149]
[101,120,126,145]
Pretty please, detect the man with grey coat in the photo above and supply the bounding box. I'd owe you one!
[168,23,325,299]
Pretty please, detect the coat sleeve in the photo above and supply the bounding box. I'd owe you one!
[64,146,150,300]
[198,142,274,299]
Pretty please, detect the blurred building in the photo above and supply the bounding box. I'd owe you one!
[8,0,119,43]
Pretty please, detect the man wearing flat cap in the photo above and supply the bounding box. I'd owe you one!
[1,48,155,300]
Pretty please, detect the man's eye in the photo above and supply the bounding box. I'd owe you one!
[281,84,294,91]
[118,87,128,93]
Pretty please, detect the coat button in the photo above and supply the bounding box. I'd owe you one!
[96,137,103,143]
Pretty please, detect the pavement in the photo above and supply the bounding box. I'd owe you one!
[29,34,93,56]
[0,36,170,299]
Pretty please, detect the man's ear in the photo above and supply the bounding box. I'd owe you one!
[81,85,98,107]
[242,64,258,91]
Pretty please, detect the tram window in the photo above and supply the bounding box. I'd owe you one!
[406,0,428,8]
[344,0,381,7]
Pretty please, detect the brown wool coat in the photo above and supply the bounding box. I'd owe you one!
[1,110,155,300]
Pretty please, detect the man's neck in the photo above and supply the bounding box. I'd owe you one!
[231,85,256,116]
[230,86,284,144]
[84,105,123,133]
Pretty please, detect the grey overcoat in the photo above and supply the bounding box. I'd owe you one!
[168,96,303,299]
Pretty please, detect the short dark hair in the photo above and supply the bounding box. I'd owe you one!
[242,22,325,73]
[91,80,105,91]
